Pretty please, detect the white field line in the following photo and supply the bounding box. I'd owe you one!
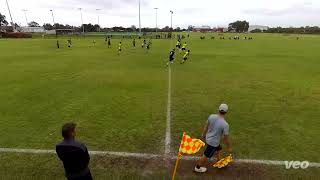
[165,65,172,155]
[0,147,320,167]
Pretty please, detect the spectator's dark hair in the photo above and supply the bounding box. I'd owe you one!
[62,123,76,139]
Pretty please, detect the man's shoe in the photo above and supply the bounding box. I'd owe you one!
[194,166,207,173]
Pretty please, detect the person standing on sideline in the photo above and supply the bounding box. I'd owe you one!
[132,38,136,47]
[194,104,232,173]
[107,37,111,48]
[56,123,93,180]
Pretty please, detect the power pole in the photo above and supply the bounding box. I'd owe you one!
[96,9,101,32]
[50,10,57,38]
[154,8,158,33]
[139,0,141,35]
[170,10,173,29]
[22,9,28,26]
[5,0,15,30]
[78,8,85,36]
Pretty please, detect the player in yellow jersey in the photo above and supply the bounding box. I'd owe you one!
[181,42,187,51]
[176,40,181,50]
[181,50,190,64]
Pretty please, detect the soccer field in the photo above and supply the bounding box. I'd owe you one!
[0,33,319,178]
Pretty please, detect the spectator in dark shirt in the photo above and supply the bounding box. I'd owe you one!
[56,123,93,180]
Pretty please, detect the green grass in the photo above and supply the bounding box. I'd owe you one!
[0,38,168,152]
[0,33,319,178]
[172,33,320,162]
[0,153,167,180]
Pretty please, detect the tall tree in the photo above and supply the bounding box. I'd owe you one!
[131,25,136,31]
[162,26,170,32]
[0,13,8,27]
[187,25,193,31]
[43,23,53,30]
[228,20,249,32]
[28,21,40,27]
[94,24,100,32]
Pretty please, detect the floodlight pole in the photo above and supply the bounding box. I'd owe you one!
[154,8,158,32]
[78,8,85,36]
[5,0,15,30]
[96,9,101,32]
[22,9,28,26]
[139,0,141,35]
[170,10,173,30]
[50,10,57,38]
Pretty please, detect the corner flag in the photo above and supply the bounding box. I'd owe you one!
[172,132,205,180]
[179,133,205,155]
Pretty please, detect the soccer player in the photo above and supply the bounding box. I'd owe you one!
[56,40,60,49]
[176,40,181,50]
[142,39,146,48]
[194,104,232,173]
[107,37,111,48]
[92,40,96,46]
[181,50,190,64]
[166,49,175,66]
[181,42,187,51]
[67,39,72,48]
[146,42,151,51]
[118,41,122,55]
[105,36,108,44]
[133,38,136,47]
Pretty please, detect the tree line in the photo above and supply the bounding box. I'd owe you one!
[2,12,320,34]
[43,23,187,33]
[252,26,320,34]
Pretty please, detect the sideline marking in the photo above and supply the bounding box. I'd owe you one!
[165,65,172,155]
[1,148,319,167]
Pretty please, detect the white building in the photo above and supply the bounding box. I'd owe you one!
[21,27,45,33]
[193,25,212,32]
[249,25,269,32]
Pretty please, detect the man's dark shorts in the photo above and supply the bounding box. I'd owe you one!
[204,144,222,158]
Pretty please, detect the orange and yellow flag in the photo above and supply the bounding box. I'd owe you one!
[213,154,233,168]
[172,132,206,180]
[179,132,205,155]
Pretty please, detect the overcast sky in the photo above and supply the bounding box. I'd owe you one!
[1,0,320,28]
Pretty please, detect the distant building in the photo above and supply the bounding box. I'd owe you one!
[193,26,212,32]
[21,27,45,33]
[55,29,75,35]
[215,27,228,33]
[46,30,56,35]
[0,26,14,32]
[249,25,269,32]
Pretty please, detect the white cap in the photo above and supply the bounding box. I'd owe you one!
[219,104,228,113]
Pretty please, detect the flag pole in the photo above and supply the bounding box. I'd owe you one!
[172,132,185,180]
[172,153,182,180]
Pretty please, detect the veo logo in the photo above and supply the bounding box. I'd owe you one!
[285,161,309,169]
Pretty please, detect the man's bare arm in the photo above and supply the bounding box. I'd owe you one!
[201,121,208,139]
